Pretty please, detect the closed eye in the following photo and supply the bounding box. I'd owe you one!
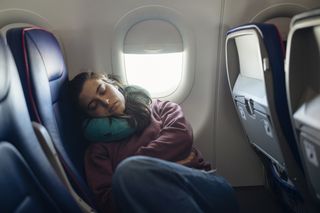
[98,84,106,95]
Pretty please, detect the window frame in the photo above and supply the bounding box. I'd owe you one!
[112,5,195,103]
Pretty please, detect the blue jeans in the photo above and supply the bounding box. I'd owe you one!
[112,156,238,213]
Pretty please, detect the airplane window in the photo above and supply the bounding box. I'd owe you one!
[124,19,183,98]
[113,6,195,103]
[124,52,182,97]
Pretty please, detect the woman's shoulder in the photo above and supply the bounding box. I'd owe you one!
[151,99,181,113]
[152,99,179,109]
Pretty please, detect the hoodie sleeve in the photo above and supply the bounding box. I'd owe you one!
[85,144,118,213]
[134,100,193,162]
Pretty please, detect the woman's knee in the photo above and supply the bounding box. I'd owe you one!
[116,156,155,174]
[113,156,157,188]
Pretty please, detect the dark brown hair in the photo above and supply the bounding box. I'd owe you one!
[68,72,152,133]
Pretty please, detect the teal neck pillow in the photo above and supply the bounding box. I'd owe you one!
[83,117,136,142]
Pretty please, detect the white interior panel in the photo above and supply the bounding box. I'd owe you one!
[124,19,183,54]
[0,0,320,187]
[235,34,264,80]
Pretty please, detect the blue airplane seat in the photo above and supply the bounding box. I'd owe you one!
[225,23,307,210]
[286,8,320,206]
[0,33,82,212]
[6,27,95,208]
[226,23,301,168]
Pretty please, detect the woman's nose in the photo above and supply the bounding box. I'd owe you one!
[98,97,110,106]
[104,99,110,106]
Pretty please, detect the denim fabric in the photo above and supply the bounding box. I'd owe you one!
[112,156,239,213]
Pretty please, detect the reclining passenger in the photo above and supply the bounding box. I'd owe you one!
[69,72,238,213]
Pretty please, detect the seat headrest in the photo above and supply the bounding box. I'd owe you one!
[23,28,65,82]
[291,8,320,26]
[0,35,10,101]
[227,23,284,62]
[6,27,68,103]
[227,23,282,43]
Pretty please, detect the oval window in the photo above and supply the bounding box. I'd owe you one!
[124,19,183,97]
[112,5,195,103]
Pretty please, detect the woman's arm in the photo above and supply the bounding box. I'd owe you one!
[134,100,193,162]
[85,144,117,212]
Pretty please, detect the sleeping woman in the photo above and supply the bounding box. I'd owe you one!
[69,72,238,213]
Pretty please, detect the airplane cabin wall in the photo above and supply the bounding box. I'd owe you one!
[0,0,319,187]
[0,0,223,179]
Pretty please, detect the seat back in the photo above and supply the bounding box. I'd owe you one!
[286,9,320,206]
[224,23,315,211]
[6,27,94,207]
[226,23,295,168]
[0,33,81,213]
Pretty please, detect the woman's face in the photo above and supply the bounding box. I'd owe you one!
[78,77,126,117]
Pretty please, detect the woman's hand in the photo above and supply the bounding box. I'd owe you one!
[176,151,195,165]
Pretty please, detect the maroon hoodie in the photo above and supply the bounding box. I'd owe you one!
[85,100,211,212]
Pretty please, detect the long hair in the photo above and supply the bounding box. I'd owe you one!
[69,72,152,133]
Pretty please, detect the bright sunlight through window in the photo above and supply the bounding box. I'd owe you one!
[124,52,183,97]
